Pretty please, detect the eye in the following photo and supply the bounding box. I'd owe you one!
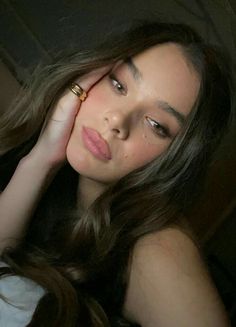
[145,116,171,138]
[109,73,126,95]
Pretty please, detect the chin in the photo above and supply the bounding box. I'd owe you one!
[66,142,130,185]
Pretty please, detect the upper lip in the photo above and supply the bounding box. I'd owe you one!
[82,126,112,160]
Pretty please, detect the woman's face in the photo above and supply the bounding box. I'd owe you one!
[66,43,200,185]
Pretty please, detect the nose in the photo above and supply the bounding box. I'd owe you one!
[104,110,130,139]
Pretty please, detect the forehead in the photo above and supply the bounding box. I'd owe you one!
[129,43,201,117]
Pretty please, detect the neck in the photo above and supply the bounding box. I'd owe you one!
[77,176,109,211]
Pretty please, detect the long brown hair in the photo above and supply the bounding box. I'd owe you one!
[0,21,232,326]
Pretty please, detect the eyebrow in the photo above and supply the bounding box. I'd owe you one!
[156,100,186,125]
[125,57,142,81]
[124,57,186,126]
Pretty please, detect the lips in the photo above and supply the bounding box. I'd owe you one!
[82,126,112,161]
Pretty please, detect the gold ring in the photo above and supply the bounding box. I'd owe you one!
[69,82,87,101]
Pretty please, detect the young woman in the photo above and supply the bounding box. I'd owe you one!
[0,22,232,326]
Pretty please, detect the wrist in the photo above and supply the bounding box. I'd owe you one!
[19,149,63,177]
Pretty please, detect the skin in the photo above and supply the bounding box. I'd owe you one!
[123,228,231,326]
[66,43,200,207]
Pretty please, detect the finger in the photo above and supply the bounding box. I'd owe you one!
[75,64,113,91]
[51,88,81,122]
[51,64,114,120]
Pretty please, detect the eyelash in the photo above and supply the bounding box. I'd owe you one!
[145,116,171,138]
[109,73,126,95]
[109,74,171,139]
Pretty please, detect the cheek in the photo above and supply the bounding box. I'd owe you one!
[123,141,165,171]
[79,79,110,114]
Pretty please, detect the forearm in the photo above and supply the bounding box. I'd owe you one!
[0,153,59,253]
[0,67,111,254]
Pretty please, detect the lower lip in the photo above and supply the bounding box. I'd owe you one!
[81,127,111,161]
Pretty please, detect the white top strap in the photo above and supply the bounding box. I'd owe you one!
[0,261,45,327]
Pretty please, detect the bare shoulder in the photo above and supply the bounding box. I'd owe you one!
[123,228,230,327]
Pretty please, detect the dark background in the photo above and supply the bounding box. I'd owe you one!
[0,0,235,324]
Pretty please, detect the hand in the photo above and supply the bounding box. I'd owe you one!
[25,66,112,170]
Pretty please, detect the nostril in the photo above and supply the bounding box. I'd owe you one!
[113,128,120,134]
[104,111,129,139]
